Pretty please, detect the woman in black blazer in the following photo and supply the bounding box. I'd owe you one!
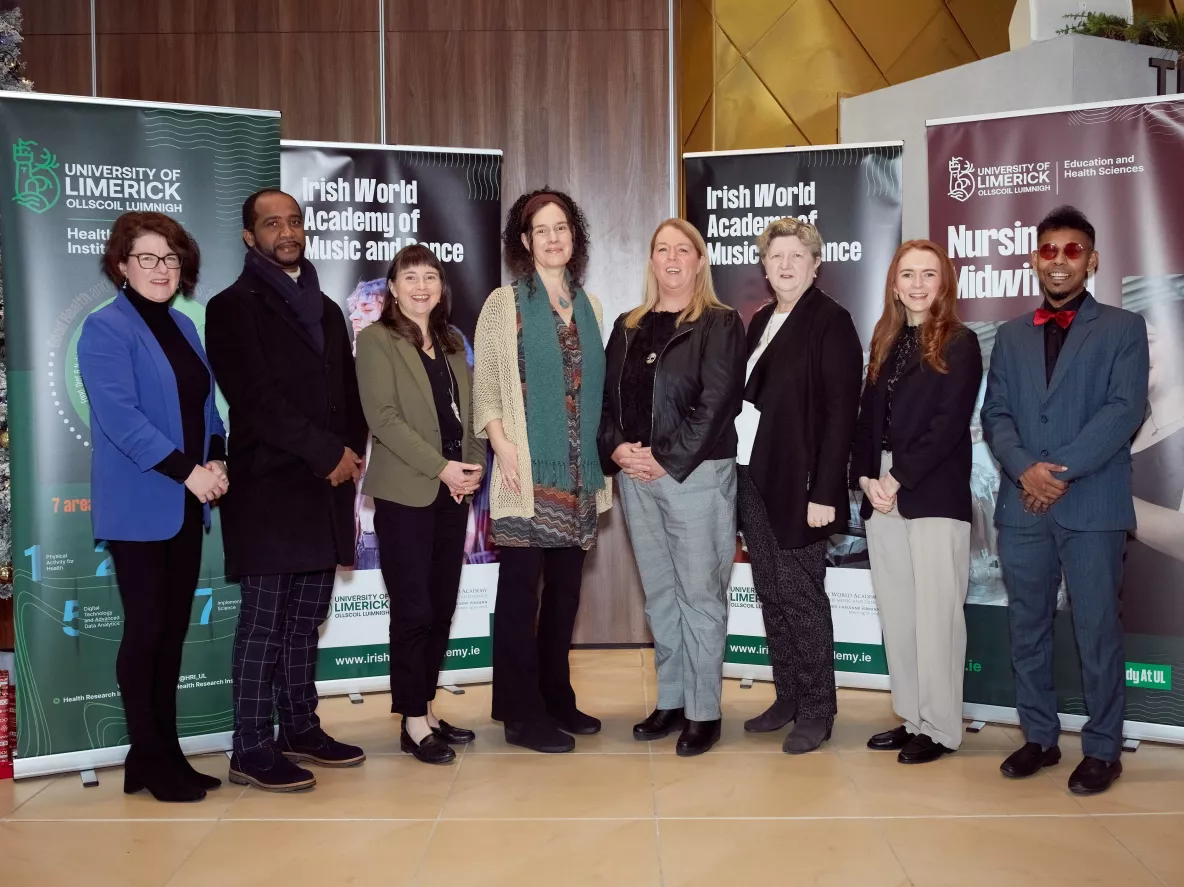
[850,239,982,765]
[735,218,863,754]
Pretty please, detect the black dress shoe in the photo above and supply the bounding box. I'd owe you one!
[123,745,206,803]
[633,708,686,741]
[1068,756,1122,795]
[867,725,914,751]
[431,720,476,745]
[551,709,602,735]
[401,722,457,765]
[743,698,797,733]
[505,720,576,753]
[897,733,955,764]
[278,725,366,767]
[1000,742,1061,778]
[782,717,832,754]
[676,719,721,757]
[228,750,316,792]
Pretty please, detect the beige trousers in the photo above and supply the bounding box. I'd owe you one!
[865,453,971,749]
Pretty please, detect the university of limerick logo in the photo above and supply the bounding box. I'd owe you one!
[948,157,975,203]
[12,138,61,214]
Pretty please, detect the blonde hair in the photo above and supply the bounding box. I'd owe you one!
[756,217,824,261]
[625,218,728,329]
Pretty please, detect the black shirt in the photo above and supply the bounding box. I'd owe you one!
[417,340,464,459]
[1042,290,1088,384]
[882,324,920,451]
[124,287,223,483]
[619,311,680,446]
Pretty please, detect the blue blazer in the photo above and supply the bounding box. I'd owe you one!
[78,292,226,542]
[981,294,1149,532]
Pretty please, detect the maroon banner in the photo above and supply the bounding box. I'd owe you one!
[928,97,1184,740]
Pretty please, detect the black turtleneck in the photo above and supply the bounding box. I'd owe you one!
[124,287,223,483]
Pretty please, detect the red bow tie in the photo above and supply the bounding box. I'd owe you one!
[1034,308,1076,329]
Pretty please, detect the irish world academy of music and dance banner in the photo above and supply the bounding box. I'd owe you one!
[684,143,904,690]
[281,141,503,693]
[0,93,280,777]
[929,96,1184,743]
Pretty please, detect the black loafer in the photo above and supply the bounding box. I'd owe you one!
[432,720,476,745]
[1000,742,1061,778]
[401,723,456,765]
[897,733,955,764]
[551,709,602,736]
[676,719,721,757]
[505,720,576,753]
[1068,756,1122,795]
[867,725,914,751]
[633,708,686,741]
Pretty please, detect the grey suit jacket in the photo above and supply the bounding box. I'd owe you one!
[355,323,486,507]
[981,294,1149,532]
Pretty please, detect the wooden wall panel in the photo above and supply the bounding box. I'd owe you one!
[385,0,666,31]
[22,35,91,96]
[96,33,380,142]
[387,24,669,643]
[21,0,90,34]
[95,0,378,33]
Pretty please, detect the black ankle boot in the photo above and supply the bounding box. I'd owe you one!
[163,741,222,791]
[743,698,797,733]
[633,708,685,741]
[123,745,206,803]
[782,717,832,754]
[676,719,722,757]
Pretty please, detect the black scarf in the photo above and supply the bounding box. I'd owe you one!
[244,248,325,352]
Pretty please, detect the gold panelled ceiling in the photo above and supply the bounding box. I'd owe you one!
[678,0,1014,151]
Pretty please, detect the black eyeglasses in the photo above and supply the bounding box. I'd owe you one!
[128,252,182,270]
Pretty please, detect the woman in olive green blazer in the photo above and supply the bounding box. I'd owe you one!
[355,245,486,766]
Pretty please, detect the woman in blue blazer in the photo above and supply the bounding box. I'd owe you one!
[78,212,228,803]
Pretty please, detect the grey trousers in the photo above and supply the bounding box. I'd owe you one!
[865,453,971,750]
[618,459,736,721]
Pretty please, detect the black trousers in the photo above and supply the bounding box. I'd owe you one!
[737,466,837,721]
[374,484,468,717]
[491,546,586,723]
[108,499,204,752]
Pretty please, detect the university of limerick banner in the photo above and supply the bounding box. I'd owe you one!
[928,96,1184,743]
[281,141,503,692]
[683,143,904,690]
[0,94,280,777]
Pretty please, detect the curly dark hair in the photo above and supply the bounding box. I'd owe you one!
[380,244,463,354]
[101,211,200,296]
[502,187,590,286]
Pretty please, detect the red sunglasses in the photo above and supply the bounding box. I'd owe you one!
[1037,242,1089,261]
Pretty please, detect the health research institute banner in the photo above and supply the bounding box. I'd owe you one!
[0,94,280,777]
[281,142,503,693]
[684,143,904,690]
[929,96,1184,743]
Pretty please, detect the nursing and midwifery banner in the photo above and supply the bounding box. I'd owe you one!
[683,143,904,691]
[928,96,1184,743]
[281,142,503,693]
[0,93,280,777]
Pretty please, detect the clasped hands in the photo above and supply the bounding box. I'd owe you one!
[439,460,484,503]
[1018,461,1069,514]
[327,447,364,487]
[859,472,901,515]
[612,442,667,483]
[185,460,229,504]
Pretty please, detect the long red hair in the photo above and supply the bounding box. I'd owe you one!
[867,240,962,383]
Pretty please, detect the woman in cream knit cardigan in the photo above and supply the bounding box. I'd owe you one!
[473,188,611,754]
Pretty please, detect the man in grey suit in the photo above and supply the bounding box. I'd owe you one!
[982,206,1149,795]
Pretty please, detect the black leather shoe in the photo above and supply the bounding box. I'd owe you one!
[123,745,206,803]
[551,709,602,735]
[1068,756,1122,795]
[505,720,576,753]
[897,733,955,764]
[676,719,721,757]
[401,722,456,765]
[867,725,914,751]
[229,750,316,792]
[1000,742,1061,778]
[278,726,366,768]
[782,717,832,754]
[633,708,686,741]
[431,720,476,745]
[743,698,797,733]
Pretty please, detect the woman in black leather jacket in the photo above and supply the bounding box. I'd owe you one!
[598,218,746,756]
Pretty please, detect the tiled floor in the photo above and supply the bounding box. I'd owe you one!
[2,648,1183,886]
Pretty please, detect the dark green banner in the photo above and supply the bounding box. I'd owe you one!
[0,94,279,774]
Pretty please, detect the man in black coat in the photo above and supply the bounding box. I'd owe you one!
[206,189,368,792]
